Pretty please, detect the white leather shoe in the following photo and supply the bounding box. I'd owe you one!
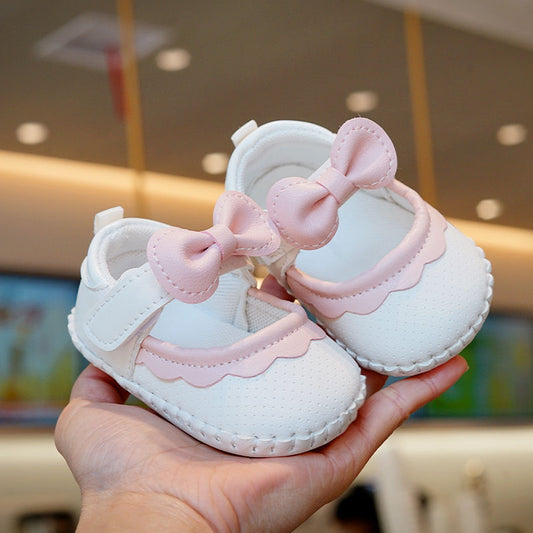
[68,194,366,457]
[225,118,494,376]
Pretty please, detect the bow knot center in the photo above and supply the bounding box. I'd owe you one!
[203,224,237,260]
[316,167,358,205]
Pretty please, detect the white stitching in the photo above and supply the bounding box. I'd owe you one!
[320,255,493,372]
[69,316,369,454]
[269,179,339,249]
[293,206,435,302]
[332,124,395,187]
[149,192,279,297]
[269,123,395,249]
[140,322,309,369]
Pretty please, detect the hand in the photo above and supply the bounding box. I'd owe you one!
[56,278,468,532]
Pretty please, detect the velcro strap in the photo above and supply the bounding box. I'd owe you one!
[84,264,172,351]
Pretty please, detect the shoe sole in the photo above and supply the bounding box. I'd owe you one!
[68,311,367,457]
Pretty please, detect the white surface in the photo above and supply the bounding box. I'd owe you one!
[225,117,493,374]
[375,448,423,533]
[34,11,172,70]
[132,337,363,439]
[324,224,491,374]
[71,207,367,455]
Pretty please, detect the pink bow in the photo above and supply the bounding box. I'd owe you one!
[147,191,280,304]
[267,117,397,249]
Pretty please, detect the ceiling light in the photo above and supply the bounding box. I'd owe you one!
[346,91,379,113]
[496,123,527,146]
[15,122,49,145]
[156,48,191,71]
[201,152,229,175]
[476,198,504,221]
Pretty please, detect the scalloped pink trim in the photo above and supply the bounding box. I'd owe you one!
[286,180,448,318]
[135,289,325,387]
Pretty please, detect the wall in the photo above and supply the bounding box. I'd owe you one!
[1,150,532,313]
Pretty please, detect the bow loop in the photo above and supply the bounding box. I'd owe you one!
[148,191,280,303]
[316,166,357,205]
[267,117,397,250]
[266,177,340,250]
[203,224,237,260]
[214,191,279,255]
[331,117,397,189]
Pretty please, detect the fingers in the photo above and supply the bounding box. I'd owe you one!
[357,355,468,454]
[260,275,294,301]
[70,364,130,404]
[361,369,388,397]
[325,356,468,471]
[55,365,130,458]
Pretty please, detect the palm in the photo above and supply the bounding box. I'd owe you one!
[56,357,466,532]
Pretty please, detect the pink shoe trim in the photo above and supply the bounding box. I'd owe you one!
[267,117,397,250]
[135,288,325,387]
[286,180,448,318]
[147,191,280,304]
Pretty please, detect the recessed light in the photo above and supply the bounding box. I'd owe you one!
[155,48,191,71]
[476,198,504,220]
[496,123,527,146]
[346,91,379,113]
[15,122,49,145]
[202,152,229,175]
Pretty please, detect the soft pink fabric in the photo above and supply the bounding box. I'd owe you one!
[286,180,448,318]
[135,289,326,387]
[267,117,397,249]
[147,191,280,303]
[317,167,357,204]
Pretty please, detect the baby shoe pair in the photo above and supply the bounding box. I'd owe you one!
[68,117,493,457]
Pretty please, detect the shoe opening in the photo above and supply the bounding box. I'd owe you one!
[102,222,156,281]
[238,130,331,208]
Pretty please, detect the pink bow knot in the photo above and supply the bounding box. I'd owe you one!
[267,117,398,249]
[202,224,237,260]
[317,166,357,205]
[148,191,280,303]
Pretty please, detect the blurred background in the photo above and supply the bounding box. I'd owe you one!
[1,1,532,532]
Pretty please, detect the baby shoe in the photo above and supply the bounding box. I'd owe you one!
[225,118,493,376]
[68,192,366,457]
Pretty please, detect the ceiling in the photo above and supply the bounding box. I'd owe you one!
[0,0,532,229]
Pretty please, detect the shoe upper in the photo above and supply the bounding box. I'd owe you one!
[225,118,493,376]
[70,200,366,453]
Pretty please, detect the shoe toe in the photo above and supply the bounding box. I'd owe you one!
[327,225,493,375]
[133,336,365,456]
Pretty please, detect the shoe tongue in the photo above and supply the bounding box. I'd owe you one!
[197,267,254,330]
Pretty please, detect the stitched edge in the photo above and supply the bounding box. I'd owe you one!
[268,121,396,250]
[291,201,437,303]
[68,311,366,456]
[269,179,340,249]
[140,321,313,369]
[332,123,395,187]
[322,253,494,374]
[216,191,279,255]
[149,228,220,298]
[229,122,333,194]
[149,192,279,298]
